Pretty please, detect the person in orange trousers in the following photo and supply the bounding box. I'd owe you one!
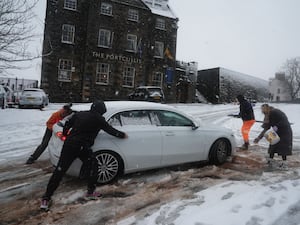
[236,95,255,150]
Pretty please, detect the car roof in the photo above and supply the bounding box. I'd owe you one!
[103,101,194,120]
[23,88,44,91]
[136,86,162,89]
[73,101,188,117]
[105,101,169,111]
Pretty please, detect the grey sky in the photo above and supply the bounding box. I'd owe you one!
[171,0,300,80]
[9,0,300,81]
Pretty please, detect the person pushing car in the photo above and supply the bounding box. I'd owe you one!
[40,100,128,210]
[26,103,73,164]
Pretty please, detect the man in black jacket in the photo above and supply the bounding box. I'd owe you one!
[236,95,256,150]
[40,100,128,210]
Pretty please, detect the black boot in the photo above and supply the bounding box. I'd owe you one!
[240,142,249,150]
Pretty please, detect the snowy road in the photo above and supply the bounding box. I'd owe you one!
[0,102,299,165]
[1,102,300,225]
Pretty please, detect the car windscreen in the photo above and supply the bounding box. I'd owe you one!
[147,88,163,95]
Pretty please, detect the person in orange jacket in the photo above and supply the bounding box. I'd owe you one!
[26,103,73,164]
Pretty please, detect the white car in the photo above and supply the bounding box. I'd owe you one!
[48,101,236,184]
[18,88,49,109]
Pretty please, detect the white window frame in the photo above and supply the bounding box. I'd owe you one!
[152,72,163,87]
[64,0,77,10]
[96,63,110,84]
[144,0,163,8]
[58,59,72,82]
[61,24,75,44]
[155,18,166,30]
[154,41,164,58]
[100,2,113,16]
[126,34,137,52]
[123,67,135,87]
[98,29,112,48]
[128,9,139,22]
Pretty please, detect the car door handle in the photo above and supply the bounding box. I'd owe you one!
[165,132,175,136]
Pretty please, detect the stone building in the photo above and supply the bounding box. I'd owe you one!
[41,0,178,102]
[175,61,198,103]
[269,73,292,102]
[197,67,269,104]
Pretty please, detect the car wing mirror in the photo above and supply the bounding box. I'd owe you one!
[192,123,199,130]
[191,120,200,130]
[192,124,199,130]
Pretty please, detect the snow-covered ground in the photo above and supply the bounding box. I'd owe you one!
[0,102,299,225]
[118,103,300,225]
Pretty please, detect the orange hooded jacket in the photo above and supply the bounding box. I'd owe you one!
[46,109,65,131]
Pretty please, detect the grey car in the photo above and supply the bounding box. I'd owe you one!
[18,88,49,109]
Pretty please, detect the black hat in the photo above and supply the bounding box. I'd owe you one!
[236,95,244,102]
[90,100,107,115]
[63,103,72,111]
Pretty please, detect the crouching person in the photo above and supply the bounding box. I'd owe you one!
[254,104,293,170]
[40,100,128,210]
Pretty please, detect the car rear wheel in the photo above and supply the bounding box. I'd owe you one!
[208,139,230,165]
[92,150,123,184]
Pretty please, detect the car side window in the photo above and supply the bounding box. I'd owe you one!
[108,110,153,126]
[149,111,161,126]
[108,113,122,126]
[154,110,194,127]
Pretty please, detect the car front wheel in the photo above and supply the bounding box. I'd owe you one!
[92,150,123,184]
[208,139,230,165]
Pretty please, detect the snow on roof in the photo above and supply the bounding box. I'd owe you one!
[142,0,177,19]
[219,67,268,90]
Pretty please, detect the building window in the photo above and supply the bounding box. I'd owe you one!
[154,41,164,58]
[126,34,137,52]
[144,0,163,8]
[64,0,77,10]
[123,67,135,87]
[61,24,75,44]
[277,88,281,94]
[100,2,112,16]
[152,72,163,86]
[98,29,112,48]
[155,18,165,30]
[128,9,139,22]
[58,59,72,82]
[96,63,109,84]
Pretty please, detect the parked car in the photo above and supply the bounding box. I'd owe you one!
[18,88,49,109]
[48,101,236,184]
[128,86,165,102]
[0,85,7,109]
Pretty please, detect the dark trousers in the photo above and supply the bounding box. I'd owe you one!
[43,143,97,200]
[31,128,52,160]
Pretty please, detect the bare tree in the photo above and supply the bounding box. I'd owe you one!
[0,0,38,74]
[282,57,300,100]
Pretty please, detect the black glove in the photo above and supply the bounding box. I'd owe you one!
[254,138,260,144]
